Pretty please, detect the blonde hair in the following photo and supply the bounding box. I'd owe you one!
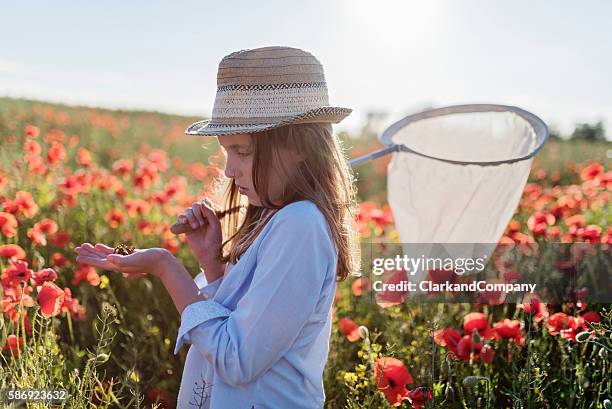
[218,123,360,281]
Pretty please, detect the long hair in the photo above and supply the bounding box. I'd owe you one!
[217,123,360,281]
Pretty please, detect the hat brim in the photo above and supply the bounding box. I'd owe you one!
[185,106,352,136]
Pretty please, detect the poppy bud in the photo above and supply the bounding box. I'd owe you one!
[90,353,110,364]
[472,328,481,344]
[575,331,592,343]
[599,347,608,359]
[358,325,369,340]
[462,376,489,388]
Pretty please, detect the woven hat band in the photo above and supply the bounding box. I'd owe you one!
[211,83,330,125]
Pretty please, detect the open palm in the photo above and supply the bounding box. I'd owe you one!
[75,243,162,280]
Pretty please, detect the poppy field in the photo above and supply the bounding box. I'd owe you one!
[1,97,611,408]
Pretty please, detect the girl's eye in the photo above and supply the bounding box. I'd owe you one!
[237,151,251,157]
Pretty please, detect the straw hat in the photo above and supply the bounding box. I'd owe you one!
[185,46,352,136]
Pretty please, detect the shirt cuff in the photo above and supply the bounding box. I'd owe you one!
[198,274,224,300]
[174,300,232,355]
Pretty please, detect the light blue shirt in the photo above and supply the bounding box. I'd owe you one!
[175,200,338,409]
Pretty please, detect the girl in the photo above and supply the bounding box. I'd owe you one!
[75,46,360,408]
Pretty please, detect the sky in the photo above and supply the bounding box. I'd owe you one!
[2,0,612,139]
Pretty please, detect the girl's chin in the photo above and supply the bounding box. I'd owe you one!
[244,195,261,207]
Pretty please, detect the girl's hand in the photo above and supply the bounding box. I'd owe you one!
[75,243,172,279]
[178,198,225,275]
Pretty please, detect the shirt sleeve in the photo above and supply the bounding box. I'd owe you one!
[173,206,334,387]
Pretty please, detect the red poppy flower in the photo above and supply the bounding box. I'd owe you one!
[24,140,42,156]
[46,141,67,165]
[564,214,586,228]
[37,282,65,318]
[148,149,168,172]
[52,252,71,268]
[433,327,461,354]
[164,175,187,198]
[72,263,101,286]
[36,218,58,235]
[518,295,548,322]
[375,269,410,308]
[24,124,40,138]
[0,212,18,237]
[456,335,495,363]
[546,312,580,341]
[49,231,71,247]
[2,259,33,287]
[493,319,525,345]
[112,159,133,178]
[162,237,180,255]
[107,209,125,229]
[3,191,39,218]
[1,284,35,314]
[125,199,152,218]
[405,386,433,409]
[338,318,361,342]
[137,219,154,235]
[580,162,603,181]
[27,226,47,246]
[76,147,92,167]
[527,212,556,235]
[581,225,602,242]
[463,312,494,339]
[510,232,535,244]
[506,219,521,233]
[58,175,83,196]
[0,244,26,260]
[43,128,66,144]
[26,155,47,175]
[581,311,600,325]
[374,356,414,406]
[351,277,372,296]
[3,334,25,356]
[61,287,86,320]
[32,268,59,286]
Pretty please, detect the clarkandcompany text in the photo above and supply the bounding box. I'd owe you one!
[373,280,537,294]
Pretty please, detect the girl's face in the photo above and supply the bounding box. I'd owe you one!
[218,133,301,207]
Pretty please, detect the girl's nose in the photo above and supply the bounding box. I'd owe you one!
[224,163,237,179]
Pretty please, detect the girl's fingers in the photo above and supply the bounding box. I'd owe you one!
[80,243,95,251]
[183,208,199,230]
[200,198,221,230]
[75,246,104,259]
[75,255,113,270]
[76,243,112,258]
[191,202,206,227]
[94,243,115,255]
